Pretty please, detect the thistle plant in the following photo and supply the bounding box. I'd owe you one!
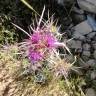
[12,6,74,78]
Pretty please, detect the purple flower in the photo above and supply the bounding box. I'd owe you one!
[44,32,57,48]
[30,33,41,44]
[27,30,57,62]
[28,49,43,62]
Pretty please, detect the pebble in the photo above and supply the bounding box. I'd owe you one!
[82,43,91,51]
[85,59,96,67]
[74,21,92,35]
[73,33,85,41]
[85,37,91,43]
[92,43,96,50]
[77,0,96,14]
[82,51,91,57]
[86,88,96,96]
[93,36,96,41]
[91,71,96,80]
[87,32,96,39]
[67,40,82,49]
[56,0,64,5]
[93,50,96,59]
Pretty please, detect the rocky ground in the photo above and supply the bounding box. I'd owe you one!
[57,0,96,95]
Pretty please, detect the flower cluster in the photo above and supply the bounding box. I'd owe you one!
[26,26,59,63]
[12,7,71,66]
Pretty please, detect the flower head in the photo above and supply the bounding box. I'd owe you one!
[27,28,57,62]
[12,6,71,64]
[28,50,43,62]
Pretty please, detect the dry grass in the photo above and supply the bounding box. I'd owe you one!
[0,45,69,96]
[0,44,85,96]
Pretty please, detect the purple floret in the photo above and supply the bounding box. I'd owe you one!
[26,29,57,63]
[45,33,56,48]
[30,33,41,44]
[28,50,43,62]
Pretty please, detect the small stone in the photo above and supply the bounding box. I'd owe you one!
[85,59,96,67]
[87,32,96,39]
[91,71,96,80]
[77,0,96,14]
[74,21,92,35]
[86,88,96,96]
[92,43,96,50]
[56,0,64,5]
[85,37,91,43]
[93,50,96,59]
[82,51,91,57]
[82,43,91,51]
[93,36,96,41]
[73,33,85,41]
[67,40,82,49]
[87,15,96,32]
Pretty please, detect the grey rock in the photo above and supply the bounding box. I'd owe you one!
[87,32,96,39]
[56,0,64,5]
[93,50,96,59]
[92,43,96,50]
[85,37,91,43]
[73,33,85,41]
[67,40,82,49]
[82,43,91,51]
[92,34,96,41]
[81,52,90,62]
[85,59,96,67]
[74,21,92,35]
[77,0,96,14]
[87,15,96,31]
[91,71,96,80]
[82,51,91,57]
[86,88,96,96]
